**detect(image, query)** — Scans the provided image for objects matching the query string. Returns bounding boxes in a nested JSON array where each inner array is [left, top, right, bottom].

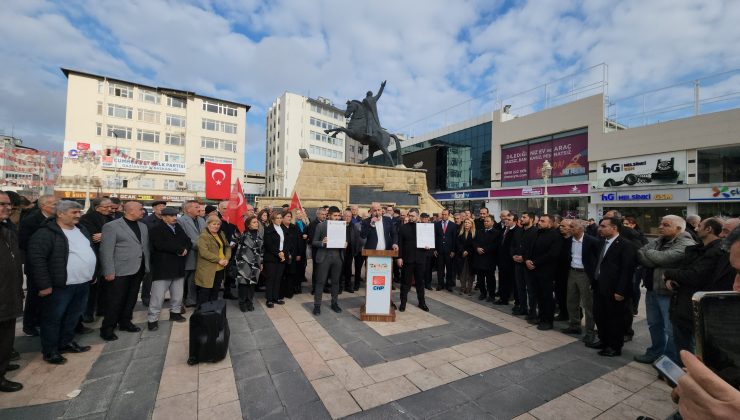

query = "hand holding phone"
[[654, 355, 685, 388]]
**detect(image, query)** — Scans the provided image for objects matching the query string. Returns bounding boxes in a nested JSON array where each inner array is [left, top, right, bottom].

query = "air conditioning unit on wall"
[[176, 180, 187, 190]]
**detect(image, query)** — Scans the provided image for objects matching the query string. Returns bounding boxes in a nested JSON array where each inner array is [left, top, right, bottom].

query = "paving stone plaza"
[[1, 263, 677, 420]]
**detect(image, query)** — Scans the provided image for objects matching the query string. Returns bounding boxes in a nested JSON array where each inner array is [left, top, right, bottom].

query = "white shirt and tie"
[[374, 219, 386, 250]]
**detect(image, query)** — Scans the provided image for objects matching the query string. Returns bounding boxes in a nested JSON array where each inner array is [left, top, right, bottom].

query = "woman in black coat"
[[235, 216, 263, 312], [262, 211, 288, 308], [279, 211, 298, 300], [456, 219, 476, 295], [293, 209, 309, 293]]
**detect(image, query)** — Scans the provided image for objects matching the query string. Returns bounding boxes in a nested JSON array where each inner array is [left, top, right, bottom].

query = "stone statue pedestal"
[[258, 160, 443, 214]]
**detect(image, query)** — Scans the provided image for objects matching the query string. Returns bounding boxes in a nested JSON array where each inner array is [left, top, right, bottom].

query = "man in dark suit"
[[496, 213, 517, 305], [587, 217, 637, 356], [474, 207, 489, 232], [361, 202, 398, 252], [78, 198, 112, 323], [341, 209, 361, 293], [18, 194, 58, 336], [525, 214, 563, 330], [434, 209, 457, 291], [561, 220, 600, 344], [312, 207, 347, 315], [473, 215, 500, 301], [307, 208, 327, 294], [397, 209, 430, 312], [512, 212, 538, 317]]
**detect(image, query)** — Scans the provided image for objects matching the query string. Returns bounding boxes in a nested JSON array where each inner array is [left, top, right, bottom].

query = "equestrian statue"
[[324, 80, 403, 167]]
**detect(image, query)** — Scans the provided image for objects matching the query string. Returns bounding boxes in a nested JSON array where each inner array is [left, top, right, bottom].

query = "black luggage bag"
[[187, 299, 230, 365]]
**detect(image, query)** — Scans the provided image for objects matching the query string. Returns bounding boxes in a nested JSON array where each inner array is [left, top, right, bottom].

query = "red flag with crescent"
[[204, 161, 232, 199], [288, 191, 304, 212], [224, 179, 247, 232]]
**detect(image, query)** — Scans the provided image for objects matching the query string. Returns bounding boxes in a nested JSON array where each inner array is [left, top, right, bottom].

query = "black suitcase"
[[187, 299, 230, 365]]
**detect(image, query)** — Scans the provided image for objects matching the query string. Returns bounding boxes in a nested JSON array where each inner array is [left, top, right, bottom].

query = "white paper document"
[[416, 223, 435, 248], [326, 220, 346, 248]]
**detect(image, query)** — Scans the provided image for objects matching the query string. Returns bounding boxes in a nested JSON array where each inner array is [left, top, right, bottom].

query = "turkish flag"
[[204, 161, 232, 199], [223, 179, 247, 232], [288, 191, 304, 212]]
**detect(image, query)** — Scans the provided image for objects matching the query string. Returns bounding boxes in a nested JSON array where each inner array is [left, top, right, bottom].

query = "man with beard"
[[525, 214, 562, 330], [511, 212, 538, 317], [396, 209, 430, 312]]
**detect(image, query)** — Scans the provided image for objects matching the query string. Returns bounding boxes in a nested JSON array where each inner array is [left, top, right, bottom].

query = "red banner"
[[204, 161, 232, 199], [288, 191, 304, 212], [223, 179, 247, 232]]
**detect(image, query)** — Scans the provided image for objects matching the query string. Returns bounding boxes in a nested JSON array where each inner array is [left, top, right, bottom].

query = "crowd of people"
[[1, 191, 739, 419]]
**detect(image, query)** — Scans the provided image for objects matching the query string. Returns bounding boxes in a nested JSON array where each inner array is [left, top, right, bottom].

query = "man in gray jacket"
[[99, 201, 150, 341], [177, 200, 205, 307], [634, 215, 695, 364]]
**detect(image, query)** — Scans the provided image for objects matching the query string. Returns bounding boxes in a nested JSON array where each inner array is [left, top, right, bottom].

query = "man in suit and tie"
[[312, 206, 348, 315], [99, 201, 151, 341], [341, 209, 361, 293], [178, 200, 206, 307], [361, 202, 398, 252], [561, 220, 600, 344], [434, 209, 457, 291], [307, 208, 327, 294], [587, 217, 637, 356], [496, 213, 517, 305], [473, 215, 500, 301], [397, 209, 430, 312]]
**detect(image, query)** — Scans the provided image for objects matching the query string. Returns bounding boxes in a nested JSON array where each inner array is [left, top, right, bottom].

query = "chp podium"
[[360, 249, 397, 322]]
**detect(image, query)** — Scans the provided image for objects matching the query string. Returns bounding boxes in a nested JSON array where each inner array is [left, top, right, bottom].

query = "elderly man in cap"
[[147, 207, 191, 330]]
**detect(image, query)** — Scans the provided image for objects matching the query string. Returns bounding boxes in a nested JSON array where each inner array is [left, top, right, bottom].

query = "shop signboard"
[[596, 151, 686, 189], [432, 190, 489, 201], [101, 156, 186, 174], [689, 185, 740, 201], [501, 144, 529, 182], [490, 183, 588, 198], [592, 188, 689, 203]]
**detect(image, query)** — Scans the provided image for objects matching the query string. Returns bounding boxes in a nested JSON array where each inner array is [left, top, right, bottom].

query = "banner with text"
[[501, 133, 588, 182]]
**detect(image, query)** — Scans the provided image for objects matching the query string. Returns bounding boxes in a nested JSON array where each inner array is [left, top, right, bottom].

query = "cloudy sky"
[[1, 0, 739, 171]]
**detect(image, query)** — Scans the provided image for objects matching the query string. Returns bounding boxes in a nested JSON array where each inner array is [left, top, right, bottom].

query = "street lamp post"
[[541, 160, 552, 215], [77, 150, 101, 211]]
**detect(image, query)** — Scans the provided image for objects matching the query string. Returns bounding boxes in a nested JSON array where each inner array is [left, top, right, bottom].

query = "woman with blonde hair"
[[194, 215, 231, 305], [456, 218, 476, 295]]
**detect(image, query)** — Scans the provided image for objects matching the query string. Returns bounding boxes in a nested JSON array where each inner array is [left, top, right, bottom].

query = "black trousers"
[[238, 284, 255, 304], [196, 271, 224, 305], [423, 257, 433, 288], [437, 252, 455, 289], [554, 268, 569, 318], [401, 261, 426, 305], [310, 247, 319, 290], [102, 267, 144, 331], [498, 264, 515, 303], [295, 257, 307, 287], [353, 254, 364, 288], [514, 264, 528, 310], [593, 292, 627, 350], [141, 271, 153, 303], [23, 275, 41, 330], [0, 318, 15, 377], [84, 275, 107, 318], [534, 271, 554, 323], [279, 262, 295, 299], [476, 269, 496, 298], [314, 253, 342, 306], [342, 251, 354, 290], [264, 261, 285, 302]]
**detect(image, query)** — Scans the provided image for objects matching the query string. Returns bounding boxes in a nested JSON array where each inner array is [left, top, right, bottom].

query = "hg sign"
[[601, 192, 652, 201]]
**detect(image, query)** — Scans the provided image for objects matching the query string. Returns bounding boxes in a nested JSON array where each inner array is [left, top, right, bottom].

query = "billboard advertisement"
[[596, 151, 686, 189], [502, 133, 588, 182]]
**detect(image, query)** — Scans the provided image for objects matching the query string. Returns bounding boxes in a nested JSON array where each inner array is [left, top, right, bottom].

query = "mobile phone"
[[693, 291, 740, 388], [653, 355, 685, 388]]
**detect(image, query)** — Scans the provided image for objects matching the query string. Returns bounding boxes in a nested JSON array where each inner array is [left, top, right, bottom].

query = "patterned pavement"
[[1, 269, 677, 419]]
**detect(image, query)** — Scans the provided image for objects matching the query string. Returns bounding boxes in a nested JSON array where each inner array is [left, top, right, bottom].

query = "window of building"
[[188, 181, 206, 191], [308, 145, 343, 160], [164, 179, 179, 190], [107, 125, 132, 140], [139, 90, 160, 104], [137, 129, 160, 143], [106, 177, 124, 189], [167, 96, 187, 108], [107, 104, 133, 119], [200, 155, 235, 165], [164, 152, 184, 163], [201, 136, 236, 153], [165, 133, 185, 146], [698, 145, 740, 183], [137, 109, 160, 123], [138, 178, 155, 189], [109, 83, 133, 99], [97, 101, 103, 115], [167, 114, 186, 127], [96, 123, 102, 136], [202, 100, 237, 116], [311, 130, 343, 146], [98, 81, 104, 94], [136, 150, 158, 161]]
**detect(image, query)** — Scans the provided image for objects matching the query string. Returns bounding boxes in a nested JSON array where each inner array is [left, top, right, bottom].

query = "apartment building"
[[57, 68, 249, 204], [265, 92, 366, 197]]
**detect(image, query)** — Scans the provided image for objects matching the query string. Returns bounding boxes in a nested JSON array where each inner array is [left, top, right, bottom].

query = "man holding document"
[[397, 209, 431, 312], [312, 206, 348, 315]]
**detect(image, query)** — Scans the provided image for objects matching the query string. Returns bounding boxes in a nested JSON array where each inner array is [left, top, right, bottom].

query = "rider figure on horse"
[[362, 80, 386, 137]]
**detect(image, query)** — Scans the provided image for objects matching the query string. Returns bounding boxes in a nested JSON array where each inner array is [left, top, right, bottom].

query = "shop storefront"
[[689, 184, 740, 218], [491, 184, 589, 219], [590, 188, 690, 235], [55, 190, 197, 205]]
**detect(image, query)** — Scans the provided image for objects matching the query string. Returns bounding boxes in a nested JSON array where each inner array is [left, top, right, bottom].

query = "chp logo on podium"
[[371, 276, 386, 291]]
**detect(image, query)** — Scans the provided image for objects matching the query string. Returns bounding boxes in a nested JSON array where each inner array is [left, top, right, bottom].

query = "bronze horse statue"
[[324, 100, 403, 167]]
